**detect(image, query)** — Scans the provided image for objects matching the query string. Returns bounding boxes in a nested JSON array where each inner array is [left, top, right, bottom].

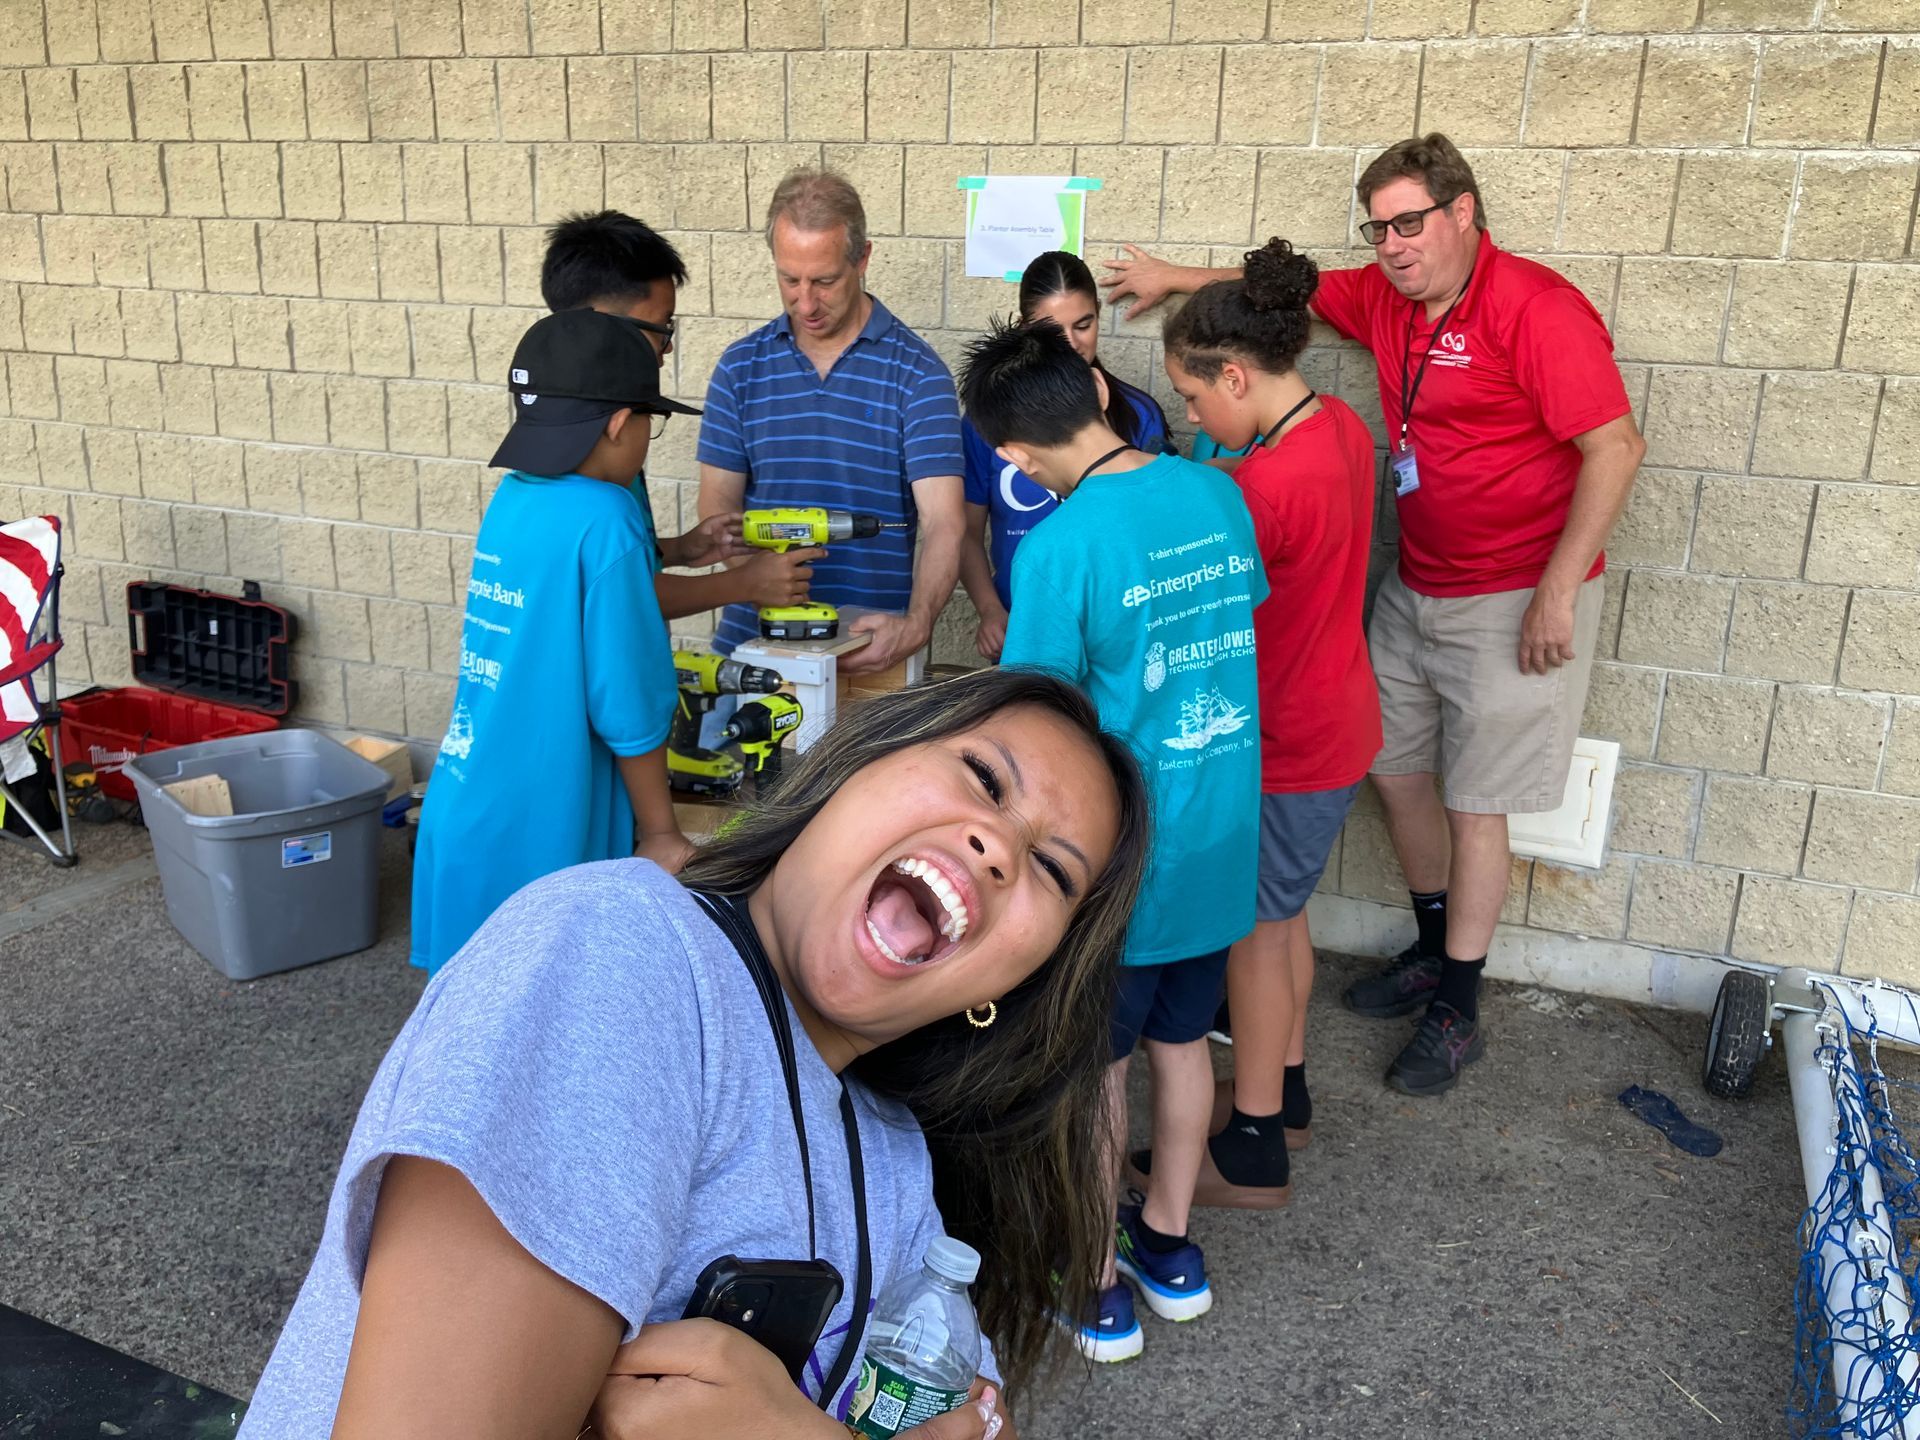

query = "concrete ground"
[[2, 820, 1815, 1437]]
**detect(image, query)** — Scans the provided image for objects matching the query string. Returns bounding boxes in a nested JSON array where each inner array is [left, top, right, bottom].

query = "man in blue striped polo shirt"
[[697, 168, 965, 673]]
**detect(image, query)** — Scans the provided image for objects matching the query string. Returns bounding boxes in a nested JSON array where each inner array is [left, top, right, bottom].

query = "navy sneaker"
[[1114, 1202, 1214, 1322], [1066, 1282, 1144, 1363], [1342, 943, 1442, 1018], [1385, 1001, 1486, 1096]]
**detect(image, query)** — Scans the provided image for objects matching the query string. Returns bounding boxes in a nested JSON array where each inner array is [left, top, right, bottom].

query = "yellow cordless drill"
[[721, 693, 805, 783], [741, 508, 908, 641], [668, 649, 784, 798]]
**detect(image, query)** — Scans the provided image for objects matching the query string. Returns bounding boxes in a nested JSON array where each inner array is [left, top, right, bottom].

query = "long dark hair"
[[1019, 250, 1153, 450], [1162, 236, 1318, 381], [680, 668, 1151, 1397]]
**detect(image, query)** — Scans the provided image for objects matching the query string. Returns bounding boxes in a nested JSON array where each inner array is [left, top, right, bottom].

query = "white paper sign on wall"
[[958, 175, 1102, 281]]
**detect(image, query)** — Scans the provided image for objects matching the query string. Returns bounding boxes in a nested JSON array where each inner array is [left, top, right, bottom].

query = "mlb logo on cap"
[[512, 368, 529, 384]]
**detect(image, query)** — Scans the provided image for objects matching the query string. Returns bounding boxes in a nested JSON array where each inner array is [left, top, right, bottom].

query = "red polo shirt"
[[1311, 235, 1630, 598]]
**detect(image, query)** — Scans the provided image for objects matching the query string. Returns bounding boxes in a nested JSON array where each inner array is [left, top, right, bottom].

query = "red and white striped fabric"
[[0, 513, 61, 743]]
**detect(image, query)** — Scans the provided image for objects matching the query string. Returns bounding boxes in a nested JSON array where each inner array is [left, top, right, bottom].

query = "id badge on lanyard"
[[1390, 434, 1420, 498], [1394, 264, 1472, 504]]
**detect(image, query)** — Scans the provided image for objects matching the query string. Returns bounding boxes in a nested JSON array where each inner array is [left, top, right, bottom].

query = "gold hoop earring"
[[965, 1002, 997, 1029]]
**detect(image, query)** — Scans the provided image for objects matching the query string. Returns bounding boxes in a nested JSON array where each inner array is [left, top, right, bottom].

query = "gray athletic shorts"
[[1258, 783, 1363, 922]]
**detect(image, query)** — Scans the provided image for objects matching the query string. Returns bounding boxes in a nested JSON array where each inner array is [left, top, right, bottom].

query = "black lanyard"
[[690, 890, 872, 1413], [1077, 443, 1134, 487], [1259, 390, 1318, 448], [1397, 263, 1475, 454]]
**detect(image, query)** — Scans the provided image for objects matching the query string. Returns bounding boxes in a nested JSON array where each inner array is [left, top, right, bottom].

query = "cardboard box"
[[345, 735, 412, 801], [162, 773, 234, 817]]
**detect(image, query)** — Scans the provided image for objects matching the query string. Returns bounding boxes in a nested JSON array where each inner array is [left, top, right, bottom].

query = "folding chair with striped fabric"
[[0, 513, 77, 865]]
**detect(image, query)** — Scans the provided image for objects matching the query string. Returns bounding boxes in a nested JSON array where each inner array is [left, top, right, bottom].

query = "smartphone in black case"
[[681, 1255, 846, 1383]]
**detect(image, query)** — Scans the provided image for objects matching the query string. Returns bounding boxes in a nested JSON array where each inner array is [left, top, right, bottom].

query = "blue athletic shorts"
[[1257, 783, 1362, 922], [1110, 947, 1232, 1061]]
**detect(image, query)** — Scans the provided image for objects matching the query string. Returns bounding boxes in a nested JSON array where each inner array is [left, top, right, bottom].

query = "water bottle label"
[[847, 1357, 972, 1438]]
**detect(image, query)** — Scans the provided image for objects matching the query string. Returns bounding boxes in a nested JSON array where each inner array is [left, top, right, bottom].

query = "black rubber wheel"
[[1703, 969, 1773, 1100]]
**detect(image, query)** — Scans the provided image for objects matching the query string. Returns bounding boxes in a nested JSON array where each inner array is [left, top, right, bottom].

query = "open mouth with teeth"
[[864, 857, 970, 967]]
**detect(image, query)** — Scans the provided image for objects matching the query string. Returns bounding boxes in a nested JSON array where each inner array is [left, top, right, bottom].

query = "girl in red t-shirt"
[[1158, 238, 1384, 1207]]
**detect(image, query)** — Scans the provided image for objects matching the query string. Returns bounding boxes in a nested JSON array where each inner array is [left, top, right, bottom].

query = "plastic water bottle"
[[848, 1236, 984, 1438]]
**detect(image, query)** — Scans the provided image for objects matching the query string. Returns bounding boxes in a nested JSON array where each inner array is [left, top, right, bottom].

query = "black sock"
[[1137, 1215, 1188, 1254], [1435, 956, 1486, 1020], [1208, 1108, 1291, 1189], [1411, 889, 1448, 958], [1282, 1063, 1311, 1131]]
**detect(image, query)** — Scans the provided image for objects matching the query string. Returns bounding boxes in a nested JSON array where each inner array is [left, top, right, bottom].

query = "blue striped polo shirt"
[[696, 296, 964, 654]]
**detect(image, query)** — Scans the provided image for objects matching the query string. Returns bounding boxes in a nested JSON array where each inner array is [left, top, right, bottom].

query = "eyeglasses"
[[1359, 200, 1452, 246], [651, 411, 672, 441]]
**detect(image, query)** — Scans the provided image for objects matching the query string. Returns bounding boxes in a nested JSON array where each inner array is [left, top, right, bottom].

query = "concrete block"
[[1871, 381, 1920, 488], [1612, 762, 1699, 859], [1034, 48, 1125, 145], [401, 143, 466, 223], [186, 62, 247, 140], [1700, 0, 1816, 27], [330, 522, 392, 596], [635, 55, 709, 142], [201, 219, 260, 293], [1162, 147, 1256, 245], [465, 144, 534, 226], [1732, 874, 1848, 968], [462, 0, 530, 53], [224, 511, 282, 582], [299, 446, 359, 520], [244, 61, 306, 140], [34, 421, 86, 486], [69, 493, 125, 562], [1253, 149, 1357, 249], [1638, 37, 1758, 146], [289, 296, 351, 372], [567, 56, 636, 143], [366, 60, 433, 140], [241, 444, 298, 515], [317, 223, 377, 299], [211, 367, 271, 439], [322, 372, 385, 452], [1642, 367, 1761, 474], [1657, 673, 1775, 773], [1766, 685, 1888, 788], [1751, 373, 1878, 482], [120, 289, 178, 361], [384, 380, 447, 458], [821, 143, 900, 235], [533, 143, 603, 224], [1318, 43, 1419, 146], [529, 0, 599, 52], [1628, 860, 1739, 955], [390, 527, 451, 602], [1726, 580, 1845, 684], [357, 452, 416, 528], [467, 304, 526, 381], [862, 237, 943, 330], [1723, 263, 1849, 369], [906, 0, 985, 44], [1790, 157, 1918, 263], [177, 291, 237, 364], [1805, 788, 1920, 893], [56, 140, 113, 213], [120, 497, 175, 565], [417, 457, 480, 532], [25, 68, 78, 140], [148, 217, 205, 289], [1670, 153, 1795, 259], [281, 141, 343, 221], [495, 59, 566, 141], [1417, 41, 1528, 146], [1839, 590, 1920, 695], [1843, 267, 1920, 376], [785, 52, 868, 145], [1613, 261, 1730, 366], [132, 66, 193, 140], [1697, 775, 1811, 875], [259, 219, 320, 296], [105, 359, 163, 431], [710, 53, 784, 142], [1690, 474, 1814, 580], [1583, 662, 1663, 760], [332, 0, 398, 56], [76, 66, 133, 140], [267, 0, 333, 57], [107, 142, 168, 215], [1608, 468, 1697, 570], [825, 0, 902, 45], [950, 49, 1032, 145], [1460, 148, 1563, 252], [159, 362, 216, 434], [1753, 36, 1882, 146], [1523, 38, 1640, 147], [1842, 893, 1920, 987], [445, 383, 506, 461], [1527, 856, 1631, 938], [864, 51, 947, 143], [54, 354, 109, 424], [1617, 570, 1733, 674], [904, 143, 983, 237], [1805, 485, 1920, 589], [427, 58, 494, 141], [1125, 46, 1220, 145], [1172, 0, 1268, 40], [172, 506, 227, 575], [411, 305, 477, 382], [161, 141, 224, 215], [1875, 41, 1920, 144], [342, 141, 403, 220], [343, 662, 407, 732], [1883, 701, 1920, 800]]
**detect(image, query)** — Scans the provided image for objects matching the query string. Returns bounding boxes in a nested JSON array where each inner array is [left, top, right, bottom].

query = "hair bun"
[[1241, 237, 1318, 315]]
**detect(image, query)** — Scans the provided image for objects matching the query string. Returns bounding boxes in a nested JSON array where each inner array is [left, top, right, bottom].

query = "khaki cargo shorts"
[[1367, 570, 1605, 816]]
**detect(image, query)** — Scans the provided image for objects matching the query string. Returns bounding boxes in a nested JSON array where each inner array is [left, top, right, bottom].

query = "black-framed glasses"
[[633, 316, 675, 341], [651, 411, 672, 441], [1360, 200, 1451, 246]]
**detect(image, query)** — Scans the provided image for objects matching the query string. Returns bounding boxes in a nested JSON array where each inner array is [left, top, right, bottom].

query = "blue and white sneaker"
[[1070, 1281, 1145, 1363], [1114, 1202, 1214, 1323]]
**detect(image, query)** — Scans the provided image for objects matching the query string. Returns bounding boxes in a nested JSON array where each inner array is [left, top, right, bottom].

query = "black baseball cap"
[[489, 308, 702, 476]]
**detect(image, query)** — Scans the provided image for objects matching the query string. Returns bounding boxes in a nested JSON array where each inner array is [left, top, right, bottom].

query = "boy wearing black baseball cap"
[[409, 308, 739, 976]]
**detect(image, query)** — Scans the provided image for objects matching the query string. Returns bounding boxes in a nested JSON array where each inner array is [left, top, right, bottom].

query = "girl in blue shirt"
[[959, 252, 1173, 661]]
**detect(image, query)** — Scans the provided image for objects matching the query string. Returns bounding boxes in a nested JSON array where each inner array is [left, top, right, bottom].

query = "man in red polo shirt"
[[1104, 134, 1645, 1097]]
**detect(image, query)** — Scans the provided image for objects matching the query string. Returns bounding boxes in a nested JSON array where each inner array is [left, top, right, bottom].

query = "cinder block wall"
[[2, 0, 1916, 979]]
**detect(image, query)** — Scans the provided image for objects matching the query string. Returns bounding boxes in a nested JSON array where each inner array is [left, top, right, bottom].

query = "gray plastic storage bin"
[[127, 729, 391, 980]]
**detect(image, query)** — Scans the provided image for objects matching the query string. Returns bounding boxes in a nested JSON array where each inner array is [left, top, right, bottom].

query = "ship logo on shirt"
[[1162, 688, 1250, 751], [440, 701, 475, 761], [1143, 642, 1166, 693], [1430, 329, 1473, 369]]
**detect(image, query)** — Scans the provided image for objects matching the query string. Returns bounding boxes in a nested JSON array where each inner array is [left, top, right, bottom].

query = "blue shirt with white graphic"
[[697, 297, 964, 654], [999, 453, 1267, 966], [408, 473, 675, 975], [963, 373, 1173, 612]]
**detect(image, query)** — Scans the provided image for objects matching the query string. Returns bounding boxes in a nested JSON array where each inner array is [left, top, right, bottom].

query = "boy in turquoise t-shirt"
[[960, 317, 1264, 1363], [409, 308, 734, 975]]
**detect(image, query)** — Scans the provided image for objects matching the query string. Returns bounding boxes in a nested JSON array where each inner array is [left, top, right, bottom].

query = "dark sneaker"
[[1342, 944, 1442, 1018], [1114, 1202, 1214, 1322], [1385, 1001, 1486, 1096], [1062, 1281, 1144, 1363], [1206, 998, 1232, 1046]]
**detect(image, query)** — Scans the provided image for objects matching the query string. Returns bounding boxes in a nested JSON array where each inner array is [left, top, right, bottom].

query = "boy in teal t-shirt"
[[960, 318, 1263, 1364], [410, 308, 736, 975]]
